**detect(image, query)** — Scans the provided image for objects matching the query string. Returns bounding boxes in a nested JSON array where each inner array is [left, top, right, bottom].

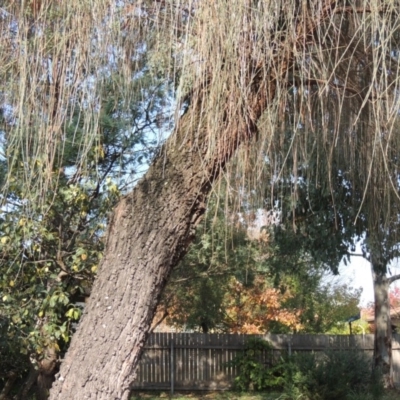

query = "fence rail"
[[131, 333, 400, 391]]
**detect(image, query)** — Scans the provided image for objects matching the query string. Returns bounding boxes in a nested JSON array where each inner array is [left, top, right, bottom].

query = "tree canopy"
[[2, 0, 400, 397], [3, 1, 400, 216]]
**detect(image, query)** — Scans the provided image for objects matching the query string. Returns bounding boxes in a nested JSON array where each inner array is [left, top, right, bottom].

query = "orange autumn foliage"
[[224, 277, 303, 334], [154, 274, 303, 334]]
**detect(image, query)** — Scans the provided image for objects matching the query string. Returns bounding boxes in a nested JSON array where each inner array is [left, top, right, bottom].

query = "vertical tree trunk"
[[49, 87, 267, 399], [372, 266, 393, 388], [36, 346, 58, 400]]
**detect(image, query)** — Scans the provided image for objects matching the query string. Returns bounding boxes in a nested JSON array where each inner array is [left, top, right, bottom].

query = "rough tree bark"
[[49, 83, 268, 399], [372, 267, 392, 387], [372, 264, 400, 388]]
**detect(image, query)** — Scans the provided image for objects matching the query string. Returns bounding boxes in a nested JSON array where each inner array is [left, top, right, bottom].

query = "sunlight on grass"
[[131, 390, 400, 400]]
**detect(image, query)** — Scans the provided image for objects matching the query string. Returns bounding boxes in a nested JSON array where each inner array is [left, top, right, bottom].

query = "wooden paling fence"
[[131, 333, 400, 391]]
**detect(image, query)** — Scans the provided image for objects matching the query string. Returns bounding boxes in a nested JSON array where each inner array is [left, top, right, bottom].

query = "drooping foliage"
[[2, 1, 400, 222], [2, 0, 400, 395]]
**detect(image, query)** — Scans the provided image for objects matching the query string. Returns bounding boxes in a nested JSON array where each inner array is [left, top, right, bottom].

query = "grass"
[[130, 392, 281, 400], [382, 389, 400, 400], [130, 389, 400, 400]]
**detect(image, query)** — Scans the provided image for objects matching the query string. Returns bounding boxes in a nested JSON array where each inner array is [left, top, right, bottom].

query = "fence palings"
[[130, 333, 400, 391]]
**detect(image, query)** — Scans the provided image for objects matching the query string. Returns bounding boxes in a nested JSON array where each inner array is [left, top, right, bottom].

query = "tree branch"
[[348, 252, 369, 260], [388, 274, 400, 284]]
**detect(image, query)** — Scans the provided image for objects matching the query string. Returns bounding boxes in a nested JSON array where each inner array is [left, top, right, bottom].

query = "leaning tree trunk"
[[372, 265, 393, 388], [48, 3, 340, 397], [49, 84, 268, 399]]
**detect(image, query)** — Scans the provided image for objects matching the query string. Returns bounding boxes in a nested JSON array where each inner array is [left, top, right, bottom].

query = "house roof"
[[362, 306, 400, 323]]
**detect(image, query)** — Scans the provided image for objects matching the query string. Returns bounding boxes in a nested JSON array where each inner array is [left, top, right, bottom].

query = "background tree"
[[158, 190, 361, 335], [0, 73, 164, 399], [155, 187, 274, 333], [389, 287, 400, 309], [260, 151, 400, 384]]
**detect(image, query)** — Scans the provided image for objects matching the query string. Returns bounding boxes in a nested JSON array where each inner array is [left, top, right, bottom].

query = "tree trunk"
[[36, 346, 58, 400], [15, 362, 39, 400], [48, 3, 340, 397], [0, 371, 17, 400], [372, 266, 393, 388], [49, 87, 267, 399]]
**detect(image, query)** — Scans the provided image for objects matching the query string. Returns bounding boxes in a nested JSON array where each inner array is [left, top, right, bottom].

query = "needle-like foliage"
[[2, 1, 400, 236]]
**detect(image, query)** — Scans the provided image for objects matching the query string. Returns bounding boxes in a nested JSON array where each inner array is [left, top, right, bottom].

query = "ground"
[[130, 391, 400, 400], [130, 392, 282, 400]]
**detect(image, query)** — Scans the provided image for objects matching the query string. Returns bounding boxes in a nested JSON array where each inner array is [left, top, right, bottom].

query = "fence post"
[[170, 338, 175, 396]]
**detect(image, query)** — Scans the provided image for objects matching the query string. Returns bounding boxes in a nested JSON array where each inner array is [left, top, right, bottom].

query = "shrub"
[[281, 349, 384, 400], [227, 336, 284, 391], [228, 337, 383, 400]]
